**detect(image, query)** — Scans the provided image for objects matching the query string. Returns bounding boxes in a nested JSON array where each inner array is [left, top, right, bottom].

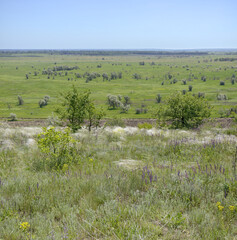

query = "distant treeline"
[[0, 50, 209, 56], [214, 57, 237, 62]]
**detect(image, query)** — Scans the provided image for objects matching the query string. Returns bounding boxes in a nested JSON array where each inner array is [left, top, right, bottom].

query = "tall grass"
[[0, 123, 237, 239]]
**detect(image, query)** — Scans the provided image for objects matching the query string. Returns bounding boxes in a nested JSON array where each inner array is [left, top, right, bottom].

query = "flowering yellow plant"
[[229, 205, 235, 211], [218, 205, 224, 211], [20, 222, 30, 231]]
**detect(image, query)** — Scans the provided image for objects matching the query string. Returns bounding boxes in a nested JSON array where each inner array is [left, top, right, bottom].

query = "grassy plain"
[[0, 52, 237, 119], [0, 122, 237, 239]]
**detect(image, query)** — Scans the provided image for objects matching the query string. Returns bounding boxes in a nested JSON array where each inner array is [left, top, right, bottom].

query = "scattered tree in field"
[[110, 72, 118, 80], [220, 81, 225, 85], [107, 94, 131, 113], [39, 96, 50, 108], [155, 92, 211, 128], [107, 95, 121, 109], [26, 74, 29, 79], [217, 94, 228, 101], [133, 73, 141, 79], [118, 72, 122, 79], [189, 85, 193, 92], [18, 95, 24, 105], [9, 113, 17, 121], [156, 94, 162, 103], [102, 73, 109, 81], [56, 86, 105, 132]]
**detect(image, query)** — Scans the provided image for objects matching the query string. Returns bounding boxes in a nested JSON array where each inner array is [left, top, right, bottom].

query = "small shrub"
[[188, 85, 193, 92], [156, 94, 162, 103], [217, 94, 228, 101], [173, 78, 178, 84], [182, 90, 187, 95], [36, 127, 77, 170], [120, 103, 130, 113], [9, 113, 17, 121], [39, 99, 46, 108], [17, 95, 24, 105], [220, 81, 225, 85], [182, 79, 187, 85], [136, 108, 142, 114]]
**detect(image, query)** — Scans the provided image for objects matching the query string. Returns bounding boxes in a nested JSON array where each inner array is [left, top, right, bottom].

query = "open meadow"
[[0, 120, 237, 239], [0, 51, 237, 239], [0, 51, 237, 120]]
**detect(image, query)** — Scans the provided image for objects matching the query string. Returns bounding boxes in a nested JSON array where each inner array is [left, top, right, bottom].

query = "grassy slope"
[[0, 124, 236, 239], [0, 53, 237, 119]]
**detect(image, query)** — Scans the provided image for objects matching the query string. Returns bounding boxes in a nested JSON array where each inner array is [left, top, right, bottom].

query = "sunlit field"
[[0, 52, 237, 119], [0, 120, 237, 239]]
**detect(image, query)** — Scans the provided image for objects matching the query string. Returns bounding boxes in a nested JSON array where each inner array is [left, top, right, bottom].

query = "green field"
[[0, 52, 237, 119]]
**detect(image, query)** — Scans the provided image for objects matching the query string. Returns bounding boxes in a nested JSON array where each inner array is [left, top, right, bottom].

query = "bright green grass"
[[0, 53, 237, 119]]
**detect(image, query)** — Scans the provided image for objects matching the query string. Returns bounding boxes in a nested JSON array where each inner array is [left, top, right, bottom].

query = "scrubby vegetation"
[[0, 51, 237, 119], [0, 121, 237, 239]]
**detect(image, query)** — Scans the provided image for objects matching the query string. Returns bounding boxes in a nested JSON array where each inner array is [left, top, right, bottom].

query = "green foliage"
[[57, 85, 105, 132], [156, 92, 212, 128], [9, 113, 17, 121], [17, 95, 24, 105], [137, 122, 153, 129], [36, 127, 77, 170]]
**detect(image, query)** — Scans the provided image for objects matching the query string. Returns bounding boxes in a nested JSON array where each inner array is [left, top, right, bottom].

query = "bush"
[[9, 113, 17, 121], [220, 81, 225, 85], [156, 94, 162, 103], [188, 85, 193, 92], [39, 96, 50, 108], [36, 127, 77, 170], [155, 92, 211, 128], [182, 79, 187, 85], [18, 95, 24, 105], [217, 94, 228, 101]]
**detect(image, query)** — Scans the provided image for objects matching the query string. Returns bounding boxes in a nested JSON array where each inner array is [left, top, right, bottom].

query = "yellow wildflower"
[[218, 205, 224, 211], [20, 222, 30, 230], [216, 202, 221, 207], [89, 158, 93, 162], [229, 205, 235, 211]]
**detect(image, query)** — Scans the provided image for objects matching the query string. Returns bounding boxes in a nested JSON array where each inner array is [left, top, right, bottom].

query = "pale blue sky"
[[0, 0, 236, 49]]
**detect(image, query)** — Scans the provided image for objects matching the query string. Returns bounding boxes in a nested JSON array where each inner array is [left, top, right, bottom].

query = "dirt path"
[[0, 117, 235, 128]]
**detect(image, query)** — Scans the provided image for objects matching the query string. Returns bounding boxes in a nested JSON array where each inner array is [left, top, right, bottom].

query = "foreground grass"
[[0, 122, 237, 239]]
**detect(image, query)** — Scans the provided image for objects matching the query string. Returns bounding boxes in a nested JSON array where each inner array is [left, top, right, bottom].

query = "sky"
[[0, 0, 237, 49]]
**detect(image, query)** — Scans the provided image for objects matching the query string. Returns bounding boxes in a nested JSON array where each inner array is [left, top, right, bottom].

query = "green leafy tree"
[[56, 85, 105, 132], [155, 92, 211, 128]]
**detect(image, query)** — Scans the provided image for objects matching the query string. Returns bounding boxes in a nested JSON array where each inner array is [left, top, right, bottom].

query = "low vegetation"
[[0, 121, 236, 239]]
